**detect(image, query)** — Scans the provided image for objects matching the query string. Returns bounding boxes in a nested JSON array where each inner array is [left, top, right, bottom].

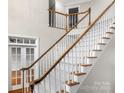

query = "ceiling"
[[63, 0, 92, 5]]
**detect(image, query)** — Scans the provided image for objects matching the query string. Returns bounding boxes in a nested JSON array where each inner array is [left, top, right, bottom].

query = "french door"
[[8, 46, 36, 90]]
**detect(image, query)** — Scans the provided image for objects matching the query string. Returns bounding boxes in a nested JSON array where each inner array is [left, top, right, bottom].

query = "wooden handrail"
[[20, 12, 89, 71], [29, 0, 115, 86], [48, 8, 89, 16], [88, 8, 91, 25], [48, 9, 66, 16]]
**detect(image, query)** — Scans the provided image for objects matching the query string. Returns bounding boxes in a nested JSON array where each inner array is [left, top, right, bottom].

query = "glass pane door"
[[9, 46, 36, 90]]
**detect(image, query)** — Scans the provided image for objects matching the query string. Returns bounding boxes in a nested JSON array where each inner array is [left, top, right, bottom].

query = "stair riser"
[[81, 66, 91, 73], [91, 51, 101, 57], [101, 38, 110, 43], [95, 44, 105, 50], [105, 33, 113, 38], [109, 28, 115, 32], [63, 59, 84, 62], [66, 84, 79, 93], [74, 75, 86, 82], [86, 58, 97, 64]]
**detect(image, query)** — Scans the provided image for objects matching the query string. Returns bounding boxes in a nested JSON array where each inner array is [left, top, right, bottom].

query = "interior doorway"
[[8, 36, 39, 91], [68, 7, 79, 28]]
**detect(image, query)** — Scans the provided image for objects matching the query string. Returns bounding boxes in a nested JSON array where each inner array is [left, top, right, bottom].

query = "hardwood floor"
[[9, 89, 22, 93]]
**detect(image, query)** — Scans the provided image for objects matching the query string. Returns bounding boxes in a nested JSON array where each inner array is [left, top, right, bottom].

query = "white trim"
[[8, 35, 38, 45], [8, 34, 39, 39], [66, 5, 80, 13], [8, 44, 37, 47], [64, 0, 91, 6]]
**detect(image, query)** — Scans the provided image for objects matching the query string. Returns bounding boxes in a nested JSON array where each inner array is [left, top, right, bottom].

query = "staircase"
[[20, 1, 115, 93]]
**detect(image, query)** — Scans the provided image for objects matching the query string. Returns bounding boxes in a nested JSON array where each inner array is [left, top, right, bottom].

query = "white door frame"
[[66, 5, 80, 14]]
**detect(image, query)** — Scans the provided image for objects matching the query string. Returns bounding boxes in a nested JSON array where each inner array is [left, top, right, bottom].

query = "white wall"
[[90, 0, 114, 22], [55, 0, 65, 12], [8, 0, 65, 55], [8, 0, 65, 91], [77, 37, 115, 93]]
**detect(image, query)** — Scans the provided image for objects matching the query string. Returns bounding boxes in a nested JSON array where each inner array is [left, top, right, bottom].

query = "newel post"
[[65, 14, 68, 32], [88, 8, 91, 25]]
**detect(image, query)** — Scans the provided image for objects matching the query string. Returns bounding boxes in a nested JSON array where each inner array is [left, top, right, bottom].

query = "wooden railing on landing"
[[29, 1, 115, 93], [48, 8, 91, 31], [20, 8, 91, 93]]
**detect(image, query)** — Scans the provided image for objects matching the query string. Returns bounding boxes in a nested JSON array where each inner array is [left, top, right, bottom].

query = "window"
[[17, 38, 23, 43], [9, 37, 16, 43], [8, 36, 36, 45]]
